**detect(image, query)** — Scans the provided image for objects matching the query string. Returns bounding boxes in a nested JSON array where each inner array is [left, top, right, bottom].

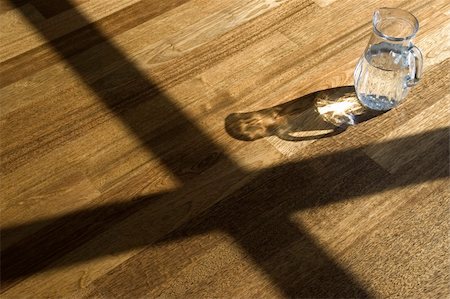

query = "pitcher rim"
[[373, 7, 419, 42]]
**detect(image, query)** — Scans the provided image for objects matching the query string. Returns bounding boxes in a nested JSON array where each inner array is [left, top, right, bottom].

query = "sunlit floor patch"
[[315, 87, 383, 127]]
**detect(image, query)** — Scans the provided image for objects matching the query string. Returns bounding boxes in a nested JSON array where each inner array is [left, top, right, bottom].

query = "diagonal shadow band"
[[2, 0, 449, 297], [152, 127, 448, 298], [2, 128, 448, 296], [2, 0, 243, 181]]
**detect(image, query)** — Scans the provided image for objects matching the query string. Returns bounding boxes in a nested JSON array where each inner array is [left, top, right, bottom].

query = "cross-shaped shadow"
[[1, 1, 448, 297]]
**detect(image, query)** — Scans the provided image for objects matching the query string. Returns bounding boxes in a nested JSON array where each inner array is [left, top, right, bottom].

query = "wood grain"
[[0, 0, 449, 297]]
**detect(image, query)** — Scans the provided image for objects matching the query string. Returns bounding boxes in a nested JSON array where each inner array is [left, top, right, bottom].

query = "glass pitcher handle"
[[408, 45, 423, 87]]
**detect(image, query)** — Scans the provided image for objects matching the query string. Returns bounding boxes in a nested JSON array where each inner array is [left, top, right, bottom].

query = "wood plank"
[[1, 0, 449, 297], [338, 180, 449, 298], [0, 0, 142, 62], [364, 97, 449, 173], [86, 128, 448, 298], [0, 4, 44, 35], [0, 0, 185, 86], [0, 0, 289, 88], [29, 0, 91, 18]]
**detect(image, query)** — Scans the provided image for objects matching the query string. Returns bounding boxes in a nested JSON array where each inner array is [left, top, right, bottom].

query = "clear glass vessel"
[[354, 8, 423, 111]]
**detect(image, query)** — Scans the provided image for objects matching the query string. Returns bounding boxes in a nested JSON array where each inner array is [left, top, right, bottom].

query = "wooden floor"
[[1, 0, 449, 297]]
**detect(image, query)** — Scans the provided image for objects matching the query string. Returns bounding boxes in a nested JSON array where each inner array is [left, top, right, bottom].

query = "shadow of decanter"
[[225, 86, 387, 141]]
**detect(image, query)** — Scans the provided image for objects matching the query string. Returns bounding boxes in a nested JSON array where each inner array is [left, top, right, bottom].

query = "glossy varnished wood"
[[1, 0, 449, 297]]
